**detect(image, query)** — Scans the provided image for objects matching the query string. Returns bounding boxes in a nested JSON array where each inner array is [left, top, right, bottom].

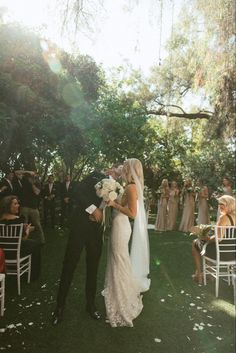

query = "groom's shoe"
[[86, 306, 102, 320], [52, 307, 64, 325]]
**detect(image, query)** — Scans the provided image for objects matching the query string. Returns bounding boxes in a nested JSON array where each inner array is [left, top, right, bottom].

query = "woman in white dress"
[[103, 158, 150, 327]]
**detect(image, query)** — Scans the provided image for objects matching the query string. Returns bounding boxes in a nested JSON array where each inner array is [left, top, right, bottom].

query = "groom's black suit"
[[55, 171, 105, 315]]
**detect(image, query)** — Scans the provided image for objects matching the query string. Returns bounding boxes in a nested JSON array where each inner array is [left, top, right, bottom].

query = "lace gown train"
[[103, 210, 143, 327]]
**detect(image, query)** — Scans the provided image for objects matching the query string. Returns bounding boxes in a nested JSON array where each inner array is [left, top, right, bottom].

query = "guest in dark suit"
[[12, 171, 24, 202], [60, 174, 74, 227], [0, 171, 14, 200], [43, 175, 58, 228], [52, 170, 105, 325]]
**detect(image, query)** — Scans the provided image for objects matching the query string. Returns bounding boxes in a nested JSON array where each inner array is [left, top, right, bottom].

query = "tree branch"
[[147, 109, 213, 120]]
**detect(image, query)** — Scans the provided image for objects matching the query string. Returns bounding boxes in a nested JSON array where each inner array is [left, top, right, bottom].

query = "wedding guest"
[[60, 175, 74, 227], [192, 195, 236, 284], [155, 179, 169, 231], [43, 175, 58, 228], [179, 179, 195, 232], [12, 171, 24, 202], [17, 171, 45, 244], [0, 195, 41, 281], [167, 181, 179, 230], [195, 179, 210, 225], [0, 171, 14, 200]]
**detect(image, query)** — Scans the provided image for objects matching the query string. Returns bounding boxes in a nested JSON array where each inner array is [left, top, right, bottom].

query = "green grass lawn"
[[0, 217, 235, 353]]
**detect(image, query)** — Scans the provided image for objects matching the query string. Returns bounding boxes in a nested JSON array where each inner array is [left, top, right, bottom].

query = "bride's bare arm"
[[108, 184, 137, 219]]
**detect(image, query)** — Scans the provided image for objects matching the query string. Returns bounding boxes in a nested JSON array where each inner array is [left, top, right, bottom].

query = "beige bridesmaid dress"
[[197, 188, 210, 225], [179, 191, 195, 232], [155, 191, 169, 231], [167, 190, 179, 230]]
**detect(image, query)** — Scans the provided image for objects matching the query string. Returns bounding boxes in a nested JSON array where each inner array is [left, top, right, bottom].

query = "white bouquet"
[[94, 179, 124, 231], [95, 179, 124, 202]]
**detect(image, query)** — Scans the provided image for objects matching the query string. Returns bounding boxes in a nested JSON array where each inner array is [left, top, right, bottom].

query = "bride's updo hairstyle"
[[122, 158, 144, 190]]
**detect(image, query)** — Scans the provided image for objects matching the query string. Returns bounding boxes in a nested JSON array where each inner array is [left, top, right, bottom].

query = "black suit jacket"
[[60, 181, 75, 202], [70, 171, 105, 235], [43, 182, 58, 202]]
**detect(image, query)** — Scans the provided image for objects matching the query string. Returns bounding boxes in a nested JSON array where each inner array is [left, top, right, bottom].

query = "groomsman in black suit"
[[52, 170, 105, 325], [60, 174, 74, 227], [0, 171, 14, 200], [43, 175, 58, 228]]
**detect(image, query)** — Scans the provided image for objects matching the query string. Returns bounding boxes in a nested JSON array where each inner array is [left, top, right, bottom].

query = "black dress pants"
[[56, 222, 103, 310]]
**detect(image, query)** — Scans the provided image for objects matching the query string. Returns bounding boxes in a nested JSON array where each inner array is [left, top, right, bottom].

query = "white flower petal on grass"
[[193, 327, 198, 331], [190, 303, 196, 307], [181, 290, 185, 294], [203, 309, 207, 313], [16, 323, 22, 327], [0, 328, 6, 333], [28, 322, 33, 326], [196, 296, 201, 299], [207, 315, 213, 319], [199, 326, 204, 331], [200, 322, 205, 326], [7, 324, 15, 329], [160, 299, 165, 302], [187, 336, 191, 341], [167, 294, 172, 297], [36, 302, 41, 306], [207, 323, 213, 327], [41, 284, 47, 289], [154, 338, 162, 343], [216, 337, 223, 341]]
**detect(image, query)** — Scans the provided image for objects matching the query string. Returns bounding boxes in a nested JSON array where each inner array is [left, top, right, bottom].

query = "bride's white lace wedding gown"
[[103, 208, 143, 327]]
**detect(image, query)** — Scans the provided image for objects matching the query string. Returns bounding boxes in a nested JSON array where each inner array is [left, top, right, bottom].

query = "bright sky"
[[0, 0, 184, 75]]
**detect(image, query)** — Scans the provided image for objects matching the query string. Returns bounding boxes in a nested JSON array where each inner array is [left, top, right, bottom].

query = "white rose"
[[109, 191, 118, 201]]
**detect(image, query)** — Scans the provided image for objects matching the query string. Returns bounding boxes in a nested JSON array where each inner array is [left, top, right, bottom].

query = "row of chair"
[[0, 224, 235, 317]]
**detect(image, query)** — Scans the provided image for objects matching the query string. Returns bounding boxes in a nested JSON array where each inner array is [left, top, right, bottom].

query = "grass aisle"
[[0, 220, 235, 353]]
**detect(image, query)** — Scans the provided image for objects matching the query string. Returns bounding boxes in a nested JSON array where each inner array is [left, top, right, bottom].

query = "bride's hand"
[[106, 200, 115, 207]]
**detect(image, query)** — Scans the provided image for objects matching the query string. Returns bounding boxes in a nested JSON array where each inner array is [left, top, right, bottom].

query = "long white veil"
[[129, 163, 151, 293]]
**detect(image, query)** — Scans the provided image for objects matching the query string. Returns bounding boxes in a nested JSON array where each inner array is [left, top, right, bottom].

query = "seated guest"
[[43, 175, 58, 228], [192, 195, 236, 284], [0, 195, 41, 281], [0, 171, 14, 200]]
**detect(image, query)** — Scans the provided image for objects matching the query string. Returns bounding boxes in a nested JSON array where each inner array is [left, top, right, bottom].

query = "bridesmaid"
[[216, 176, 233, 220], [155, 179, 169, 231], [196, 179, 210, 225], [222, 177, 233, 195], [179, 179, 195, 232], [167, 181, 179, 230]]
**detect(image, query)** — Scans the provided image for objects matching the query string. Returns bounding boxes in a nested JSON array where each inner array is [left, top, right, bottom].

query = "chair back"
[[215, 225, 236, 262], [0, 224, 24, 260]]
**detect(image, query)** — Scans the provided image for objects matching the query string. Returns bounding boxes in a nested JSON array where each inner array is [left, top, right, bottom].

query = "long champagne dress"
[[167, 189, 179, 230], [155, 190, 169, 231], [197, 187, 210, 225], [179, 191, 195, 232]]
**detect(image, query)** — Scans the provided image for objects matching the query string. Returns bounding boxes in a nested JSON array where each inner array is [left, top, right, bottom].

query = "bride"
[[103, 158, 150, 327]]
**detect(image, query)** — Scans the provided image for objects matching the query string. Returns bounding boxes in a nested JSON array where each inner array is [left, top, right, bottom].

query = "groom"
[[52, 170, 105, 325]]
